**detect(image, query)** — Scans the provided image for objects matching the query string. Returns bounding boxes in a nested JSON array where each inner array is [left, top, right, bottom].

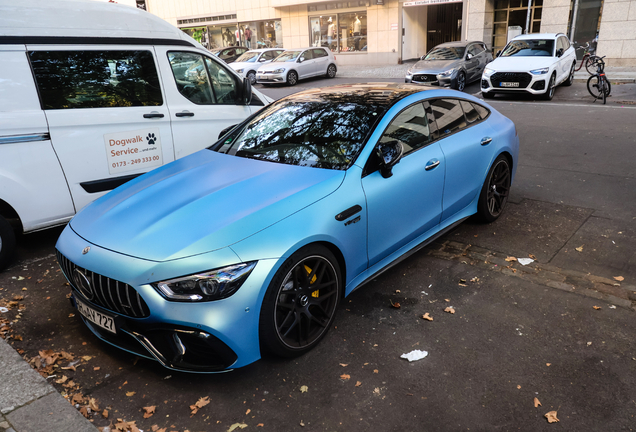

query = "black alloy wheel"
[[247, 71, 256, 85], [260, 245, 341, 357], [326, 64, 337, 78], [454, 71, 466, 91], [477, 155, 511, 223], [542, 74, 556, 100], [287, 70, 298, 86]]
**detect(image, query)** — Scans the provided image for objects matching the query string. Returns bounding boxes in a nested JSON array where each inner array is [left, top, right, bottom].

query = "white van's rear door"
[[28, 45, 175, 213], [0, 46, 75, 233], [154, 47, 259, 159]]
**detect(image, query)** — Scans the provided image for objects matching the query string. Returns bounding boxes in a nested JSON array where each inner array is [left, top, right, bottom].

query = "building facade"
[[134, 0, 635, 66]]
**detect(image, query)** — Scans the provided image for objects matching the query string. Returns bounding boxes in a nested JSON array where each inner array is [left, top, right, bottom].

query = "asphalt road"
[[1, 78, 635, 432]]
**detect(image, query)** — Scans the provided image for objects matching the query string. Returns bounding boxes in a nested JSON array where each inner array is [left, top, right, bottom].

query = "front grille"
[[412, 74, 438, 83], [57, 251, 150, 318], [490, 72, 532, 89]]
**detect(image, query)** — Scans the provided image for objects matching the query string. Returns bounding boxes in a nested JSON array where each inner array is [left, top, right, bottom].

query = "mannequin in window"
[[312, 20, 321, 46], [327, 17, 336, 50], [353, 16, 361, 51]]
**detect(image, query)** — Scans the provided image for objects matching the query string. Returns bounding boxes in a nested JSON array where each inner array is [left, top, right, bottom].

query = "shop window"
[[309, 12, 366, 53], [238, 20, 283, 49], [29, 50, 162, 109]]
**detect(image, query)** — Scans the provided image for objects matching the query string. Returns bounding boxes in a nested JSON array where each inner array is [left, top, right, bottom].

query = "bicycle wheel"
[[585, 56, 600, 74], [587, 75, 603, 99]]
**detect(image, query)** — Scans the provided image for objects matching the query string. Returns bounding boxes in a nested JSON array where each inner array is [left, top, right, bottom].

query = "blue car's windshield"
[[274, 51, 301, 62], [424, 47, 465, 60], [214, 98, 384, 170], [501, 40, 554, 57]]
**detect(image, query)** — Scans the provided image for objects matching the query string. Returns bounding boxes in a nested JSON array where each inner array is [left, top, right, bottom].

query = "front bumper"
[[56, 224, 279, 372], [256, 72, 286, 84], [405, 73, 453, 88], [481, 71, 549, 95]]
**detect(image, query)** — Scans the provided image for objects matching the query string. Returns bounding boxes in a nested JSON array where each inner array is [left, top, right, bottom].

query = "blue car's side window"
[[379, 102, 431, 156], [429, 98, 467, 138]]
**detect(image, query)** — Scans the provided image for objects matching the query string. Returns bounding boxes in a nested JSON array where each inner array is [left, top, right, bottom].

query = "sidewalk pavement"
[[337, 61, 636, 84], [0, 337, 98, 432]]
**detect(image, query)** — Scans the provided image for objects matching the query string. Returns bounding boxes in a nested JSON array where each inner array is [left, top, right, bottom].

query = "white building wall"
[[597, 0, 636, 66]]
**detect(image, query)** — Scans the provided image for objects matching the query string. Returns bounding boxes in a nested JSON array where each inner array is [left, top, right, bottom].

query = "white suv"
[[481, 33, 577, 100]]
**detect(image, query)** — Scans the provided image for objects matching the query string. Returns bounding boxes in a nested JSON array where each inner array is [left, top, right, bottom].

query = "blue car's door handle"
[[425, 159, 440, 171], [481, 137, 492, 146]]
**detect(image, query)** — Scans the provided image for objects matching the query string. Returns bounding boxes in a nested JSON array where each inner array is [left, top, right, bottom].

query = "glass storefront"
[[238, 20, 283, 49], [492, 0, 543, 54], [309, 12, 366, 53]]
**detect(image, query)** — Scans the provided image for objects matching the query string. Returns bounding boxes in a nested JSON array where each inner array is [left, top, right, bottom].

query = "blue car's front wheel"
[[260, 245, 342, 357]]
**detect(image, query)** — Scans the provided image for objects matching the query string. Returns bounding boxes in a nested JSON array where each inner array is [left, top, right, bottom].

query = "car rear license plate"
[[501, 82, 519, 87], [76, 298, 116, 334]]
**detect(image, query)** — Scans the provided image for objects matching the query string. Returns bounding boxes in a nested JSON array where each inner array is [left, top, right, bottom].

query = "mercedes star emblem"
[[82, 246, 90, 255]]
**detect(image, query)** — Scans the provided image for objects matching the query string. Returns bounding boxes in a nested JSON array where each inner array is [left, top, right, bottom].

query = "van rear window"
[[29, 51, 163, 109]]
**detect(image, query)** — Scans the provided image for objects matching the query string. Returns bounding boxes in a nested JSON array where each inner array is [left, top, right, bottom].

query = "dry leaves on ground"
[[228, 423, 248, 432], [534, 397, 541, 407], [390, 300, 401, 309], [340, 374, 350, 381], [142, 405, 157, 418], [444, 307, 456, 314], [422, 313, 433, 321], [125, 391, 136, 397], [575, 245, 584, 252], [593, 306, 602, 310], [114, 419, 141, 432], [355, 381, 362, 387], [505, 256, 517, 262], [545, 411, 559, 423], [300, 385, 308, 393], [190, 396, 210, 416], [614, 276, 624, 281]]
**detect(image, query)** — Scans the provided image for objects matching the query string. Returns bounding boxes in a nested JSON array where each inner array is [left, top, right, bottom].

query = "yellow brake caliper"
[[304, 265, 319, 298]]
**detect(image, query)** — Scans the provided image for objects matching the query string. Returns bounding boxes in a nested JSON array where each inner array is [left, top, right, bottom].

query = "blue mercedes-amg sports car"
[[56, 83, 519, 372]]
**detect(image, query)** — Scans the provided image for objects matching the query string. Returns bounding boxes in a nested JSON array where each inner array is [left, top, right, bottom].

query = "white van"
[[0, 0, 272, 269]]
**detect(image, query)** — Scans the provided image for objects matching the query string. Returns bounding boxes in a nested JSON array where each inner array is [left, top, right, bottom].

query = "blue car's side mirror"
[[376, 140, 404, 178]]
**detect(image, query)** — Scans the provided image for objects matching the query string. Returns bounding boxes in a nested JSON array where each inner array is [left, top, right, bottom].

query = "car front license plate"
[[501, 82, 519, 87], [76, 298, 116, 334]]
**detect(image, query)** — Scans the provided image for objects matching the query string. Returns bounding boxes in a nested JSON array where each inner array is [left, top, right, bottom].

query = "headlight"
[[273, 68, 285, 74], [530, 67, 549, 75], [154, 262, 256, 302], [406, 69, 413, 77], [438, 68, 455, 77], [483, 67, 495, 77], [235, 68, 244, 73]]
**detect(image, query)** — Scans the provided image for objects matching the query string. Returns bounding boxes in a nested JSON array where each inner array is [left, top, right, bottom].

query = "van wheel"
[[287, 71, 298, 86], [0, 216, 16, 270]]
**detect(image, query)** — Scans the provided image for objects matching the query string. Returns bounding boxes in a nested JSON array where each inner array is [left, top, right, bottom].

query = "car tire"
[[286, 70, 298, 86], [453, 71, 466, 91], [563, 63, 575, 86], [0, 216, 16, 271], [259, 244, 342, 358], [247, 71, 256, 85], [326, 64, 337, 78], [476, 155, 511, 223], [542, 74, 556, 100], [482, 91, 494, 99]]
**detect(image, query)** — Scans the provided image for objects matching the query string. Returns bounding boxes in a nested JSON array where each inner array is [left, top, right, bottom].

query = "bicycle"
[[574, 41, 600, 75], [587, 56, 611, 104]]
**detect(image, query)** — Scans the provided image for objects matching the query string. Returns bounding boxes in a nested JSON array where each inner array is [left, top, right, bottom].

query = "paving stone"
[[6, 393, 97, 432]]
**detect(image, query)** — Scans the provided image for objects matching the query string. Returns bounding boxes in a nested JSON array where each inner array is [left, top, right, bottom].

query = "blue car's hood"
[[70, 150, 345, 262]]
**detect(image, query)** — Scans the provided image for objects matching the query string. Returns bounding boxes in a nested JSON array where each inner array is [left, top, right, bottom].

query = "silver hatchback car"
[[405, 41, 492, 91]]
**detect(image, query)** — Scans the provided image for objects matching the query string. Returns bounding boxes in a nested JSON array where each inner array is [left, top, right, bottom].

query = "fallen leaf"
[[458, 279, 467, 287], [340, 374, 350, 381], [300, 385, 308, 393], [82, 355, 92, 362], [444, 307, 455, 314], [339, 363, 348, 367], [395, 289, 400, 293], [390, 300, 401, 309], [53, 373, 67, 384], [614, 276, 624, 281], [517, 385, 521, 389], [190, 396, 210, 415], [529, 254, 537, 260], [593, 306, 601, 310], [373, 387, 380, 395], [575, 246, 584, 252], [422, 313, 433, 321], [299, 421, 305, 427], [228, 423, 248, 432], [93, 367, 101, 371], [355, 381, 362, 387], [143, 405, 156, 418], [257, 424, 264, 427], [545, 411, 559, 423], [505, 256, 517, 262], [102, 409, 109, 419], [444, 298, 450, 302], [245, 408, 251, 415], [79, 406, 89, 418], [534, 397, 541, 407], [126, 391, 136, 397], [373, 369, 378, 374], [89, 398, 99, 411], [546, 363, 551, 367], [587, 342, 592, 346]]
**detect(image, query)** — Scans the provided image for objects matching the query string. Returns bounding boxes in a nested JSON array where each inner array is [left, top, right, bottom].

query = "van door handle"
[[481, 137, 492, 146], [175, 111, 195, 117], [143, 112, 164, 119]]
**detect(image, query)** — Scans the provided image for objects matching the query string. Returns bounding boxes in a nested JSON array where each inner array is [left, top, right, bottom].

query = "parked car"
[[405, 41, 493, 91], [56, 83, 519, 372], [209, 46, 249, 63], [256, 47, 337, 85], [0, 0, 272, 270], [481, 33, 577, 100], [230, 48, 285, 84]]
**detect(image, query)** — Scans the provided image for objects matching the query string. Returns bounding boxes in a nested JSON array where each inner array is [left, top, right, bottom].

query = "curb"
[[0, 337, 98, 432]]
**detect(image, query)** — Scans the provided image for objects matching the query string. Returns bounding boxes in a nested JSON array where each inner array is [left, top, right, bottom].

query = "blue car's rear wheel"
[[260, 245, 341, 357], [477, 155, 510, 222]]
